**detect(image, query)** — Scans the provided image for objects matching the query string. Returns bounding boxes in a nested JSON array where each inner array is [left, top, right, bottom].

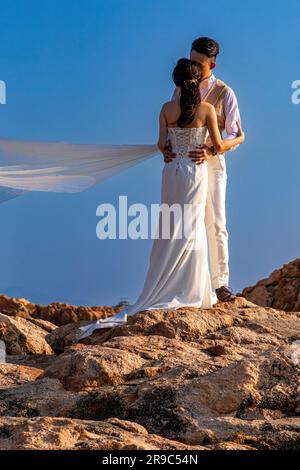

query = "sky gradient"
[[0, 0, 299, 306]]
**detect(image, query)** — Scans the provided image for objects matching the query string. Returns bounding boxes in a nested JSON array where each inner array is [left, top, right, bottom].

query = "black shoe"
[[215, 286, 236, 302]]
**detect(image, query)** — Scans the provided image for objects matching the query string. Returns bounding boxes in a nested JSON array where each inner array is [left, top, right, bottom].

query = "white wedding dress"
[[0, 128, 217, 339], [79, 126, 217, 339]]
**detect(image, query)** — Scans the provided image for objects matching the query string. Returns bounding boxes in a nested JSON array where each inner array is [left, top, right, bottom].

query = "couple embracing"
[[79, 36, 244, 339]]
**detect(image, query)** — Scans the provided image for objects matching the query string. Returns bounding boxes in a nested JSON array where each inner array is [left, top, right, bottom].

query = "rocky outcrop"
[[242, 259, 300, 312], [0, 294, 119, 326], [0, 295, 36, 319], [0, 292, 299, 450]]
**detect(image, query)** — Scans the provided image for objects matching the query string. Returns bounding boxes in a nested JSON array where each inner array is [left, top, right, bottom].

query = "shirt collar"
[[203, 73, 216, 86], [199, 73, 216, 97]]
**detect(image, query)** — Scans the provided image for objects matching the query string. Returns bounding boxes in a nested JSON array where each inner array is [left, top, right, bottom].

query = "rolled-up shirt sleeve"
[[223, 87, 241, 151]]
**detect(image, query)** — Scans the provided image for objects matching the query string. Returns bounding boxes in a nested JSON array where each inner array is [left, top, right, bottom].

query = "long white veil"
[[0, 137, 161, 338], [0, 138, 159, 203]]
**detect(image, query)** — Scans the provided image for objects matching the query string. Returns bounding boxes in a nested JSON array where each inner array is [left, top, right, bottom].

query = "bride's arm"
[[206, 103, 245, 153], [157, 105, 168, 152], [157, 104, 177, 163]]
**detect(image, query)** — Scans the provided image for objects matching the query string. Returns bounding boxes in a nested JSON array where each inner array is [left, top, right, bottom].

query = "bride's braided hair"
[[172, 58, 202, 128]]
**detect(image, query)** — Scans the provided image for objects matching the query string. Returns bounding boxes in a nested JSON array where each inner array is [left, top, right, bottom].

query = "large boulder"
[[42, 344, 147, 391], [242, 258, 300, 312], [0, 313, 54, 355]]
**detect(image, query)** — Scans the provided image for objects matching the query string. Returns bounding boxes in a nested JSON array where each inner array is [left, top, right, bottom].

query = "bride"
[[78, 58, 244, 339]]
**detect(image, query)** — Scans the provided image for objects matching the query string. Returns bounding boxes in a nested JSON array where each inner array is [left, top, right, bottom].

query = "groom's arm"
[[190, 86, 242, 162], [223, 86, 241, 151]]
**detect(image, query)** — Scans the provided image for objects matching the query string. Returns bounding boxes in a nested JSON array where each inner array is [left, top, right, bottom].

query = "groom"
[[164, 37, 242, 302]]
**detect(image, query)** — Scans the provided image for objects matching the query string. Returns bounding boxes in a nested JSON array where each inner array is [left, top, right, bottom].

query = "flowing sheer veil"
[[0, 138, 159, 203], [0, 137, 160, 339]]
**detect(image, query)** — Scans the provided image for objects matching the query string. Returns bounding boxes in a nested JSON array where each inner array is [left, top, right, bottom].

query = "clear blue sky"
[[0, 0, 299, 306]]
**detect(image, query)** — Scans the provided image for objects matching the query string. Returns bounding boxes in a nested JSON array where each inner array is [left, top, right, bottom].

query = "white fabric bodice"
[[168, 127, 208, 160]]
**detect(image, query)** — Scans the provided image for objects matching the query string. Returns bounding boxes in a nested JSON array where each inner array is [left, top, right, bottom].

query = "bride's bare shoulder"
[[196, 101, 215, 118], [160, 101, 180, 122], [199, 101, 214, 111], [161, 100, 179, 111]]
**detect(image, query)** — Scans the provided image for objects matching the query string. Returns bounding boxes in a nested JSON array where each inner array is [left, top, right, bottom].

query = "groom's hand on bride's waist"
[[188, 144, 214, 164]]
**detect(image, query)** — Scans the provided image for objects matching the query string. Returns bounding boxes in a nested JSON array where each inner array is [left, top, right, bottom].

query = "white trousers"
[[205, 154, 229, 289]]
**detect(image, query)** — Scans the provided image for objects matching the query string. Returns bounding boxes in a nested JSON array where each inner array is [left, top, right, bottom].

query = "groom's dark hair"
[[191, 37, 220, 58]]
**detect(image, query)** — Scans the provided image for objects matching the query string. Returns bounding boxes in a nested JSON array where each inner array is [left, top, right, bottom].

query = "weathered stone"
[[242, 259, 300, 312], [0, 294, 120, 326], [0, 295, 35, 319], [35, 303, 118, 326], [42, 344, 147, 391], [0, 378, 79, 418], [0, 416, 207, 450], [0, 313, 53, 355], [0, 363, 42, 389]]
